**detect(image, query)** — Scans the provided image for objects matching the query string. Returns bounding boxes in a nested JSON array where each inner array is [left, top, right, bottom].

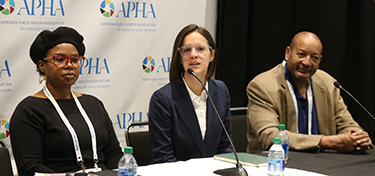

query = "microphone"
[[333, 81, 375, 121], [187, 68, 248, 176]]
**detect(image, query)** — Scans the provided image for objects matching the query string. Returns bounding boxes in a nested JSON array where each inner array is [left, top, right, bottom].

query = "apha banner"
[[0, 0, 217, 148]]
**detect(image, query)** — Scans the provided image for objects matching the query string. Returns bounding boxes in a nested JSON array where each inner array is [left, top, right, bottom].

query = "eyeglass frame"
[[43, 54, 86, 69], [178, 44, 213, 58]]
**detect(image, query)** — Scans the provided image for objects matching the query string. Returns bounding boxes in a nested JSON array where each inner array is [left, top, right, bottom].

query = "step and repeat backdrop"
[[0, 0, 217, 148]]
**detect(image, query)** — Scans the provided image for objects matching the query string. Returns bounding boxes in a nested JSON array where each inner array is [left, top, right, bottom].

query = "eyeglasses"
[[44, 55, 85, 69], [178, 44, 212, 57]]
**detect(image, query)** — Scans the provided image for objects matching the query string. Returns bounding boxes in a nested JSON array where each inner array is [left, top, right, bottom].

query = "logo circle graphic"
[[142, 56, 155, 73], [0, 0, 15, 15], [0, 120, 10, 147], [100, 0, 115, 17]]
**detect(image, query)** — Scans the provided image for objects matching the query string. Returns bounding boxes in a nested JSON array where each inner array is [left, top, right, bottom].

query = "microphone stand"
[[334, 81, 375, 121], [187, 68, 248, 176]]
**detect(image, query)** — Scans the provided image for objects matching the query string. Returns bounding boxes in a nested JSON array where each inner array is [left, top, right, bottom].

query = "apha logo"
[[142, 56, 170, 73], [0, 0, 15, 15], [100, 1, 156, 18], [142, 56, 155, 73], [0, 120, 10, 147], [100, 0, 114, 17]]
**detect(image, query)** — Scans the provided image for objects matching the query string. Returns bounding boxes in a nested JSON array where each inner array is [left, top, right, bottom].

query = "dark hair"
[[169, 24, 217, 83]]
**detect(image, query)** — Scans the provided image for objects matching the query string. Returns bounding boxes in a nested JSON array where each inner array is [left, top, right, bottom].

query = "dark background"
[[215, 0, 375, 141]]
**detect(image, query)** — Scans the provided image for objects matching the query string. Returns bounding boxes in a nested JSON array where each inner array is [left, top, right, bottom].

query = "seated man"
[[246, 31, 372, 153]]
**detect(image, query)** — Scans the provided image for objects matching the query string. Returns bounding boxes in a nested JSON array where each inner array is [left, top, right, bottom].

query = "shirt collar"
[[182, 76, 208, 101]]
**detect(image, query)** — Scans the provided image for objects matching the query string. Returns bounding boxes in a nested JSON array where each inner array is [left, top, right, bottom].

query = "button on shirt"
[[183, 77, 208, 140]]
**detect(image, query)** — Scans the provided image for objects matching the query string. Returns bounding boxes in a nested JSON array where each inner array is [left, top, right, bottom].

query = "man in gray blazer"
[[246, 31, 372, 153]]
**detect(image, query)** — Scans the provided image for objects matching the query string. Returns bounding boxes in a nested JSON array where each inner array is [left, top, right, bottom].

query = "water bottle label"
[[118, 169, 136, 176], [282, 143, 289, 154], [268, 159, 285, 172]]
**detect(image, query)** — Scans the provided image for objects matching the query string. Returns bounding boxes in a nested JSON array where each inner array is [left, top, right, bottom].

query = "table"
[[136, 157, 324, 176], [279, 149, 375, 176], [91, 149, 375, 176], [255, 149, 375, 176]]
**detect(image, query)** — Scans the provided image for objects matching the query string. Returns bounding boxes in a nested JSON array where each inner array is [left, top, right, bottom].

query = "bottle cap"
[[273, 137, 281, 143], [278, 124, 285, 130], [124, 146, 133, 153]]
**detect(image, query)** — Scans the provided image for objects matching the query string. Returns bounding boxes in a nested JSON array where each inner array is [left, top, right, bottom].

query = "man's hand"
[[319, 130, 371, 153], [350, 130, 371, 152]]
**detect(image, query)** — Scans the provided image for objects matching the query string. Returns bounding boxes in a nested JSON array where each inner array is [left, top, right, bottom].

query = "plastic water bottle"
[[274, 124, 289, 160], [268, 137, 285, 176], [118, 146, 137, 176]]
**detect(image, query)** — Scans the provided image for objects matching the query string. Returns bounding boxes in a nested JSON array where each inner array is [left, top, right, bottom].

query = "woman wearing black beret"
[[9, 26, 123, 176]]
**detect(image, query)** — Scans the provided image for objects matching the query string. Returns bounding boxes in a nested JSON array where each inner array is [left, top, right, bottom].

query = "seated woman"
[[148, 24, 233, 163], [10, 26, 123, 176]]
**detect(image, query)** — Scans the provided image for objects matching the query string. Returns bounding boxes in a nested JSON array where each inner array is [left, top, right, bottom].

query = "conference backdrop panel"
[[0, 0, 217, 148]]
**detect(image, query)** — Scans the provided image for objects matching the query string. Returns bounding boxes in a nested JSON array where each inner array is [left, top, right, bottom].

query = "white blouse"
[[182, 77, 208, 140]]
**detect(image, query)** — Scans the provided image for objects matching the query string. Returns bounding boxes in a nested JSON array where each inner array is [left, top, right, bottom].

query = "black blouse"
[[10, 94, 122, 176]]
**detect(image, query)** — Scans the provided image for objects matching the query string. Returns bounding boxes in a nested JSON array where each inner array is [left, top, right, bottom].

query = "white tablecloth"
[[138, 157, 327, 176]]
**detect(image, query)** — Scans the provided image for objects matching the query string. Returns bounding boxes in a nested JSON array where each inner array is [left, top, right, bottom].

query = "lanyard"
[[43, 84, 99, 170], [283, 61, 313, 135]]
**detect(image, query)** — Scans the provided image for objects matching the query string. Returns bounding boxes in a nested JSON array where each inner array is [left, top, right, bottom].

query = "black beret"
[[29, 26, 85, 64]]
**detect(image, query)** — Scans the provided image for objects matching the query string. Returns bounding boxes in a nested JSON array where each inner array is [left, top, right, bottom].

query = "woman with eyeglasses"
[[10, 26, 122, 176], [148, 24, 233, 163]]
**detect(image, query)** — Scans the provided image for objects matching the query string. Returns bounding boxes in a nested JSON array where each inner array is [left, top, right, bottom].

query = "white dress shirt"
[[183, 77, 208, 139]]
